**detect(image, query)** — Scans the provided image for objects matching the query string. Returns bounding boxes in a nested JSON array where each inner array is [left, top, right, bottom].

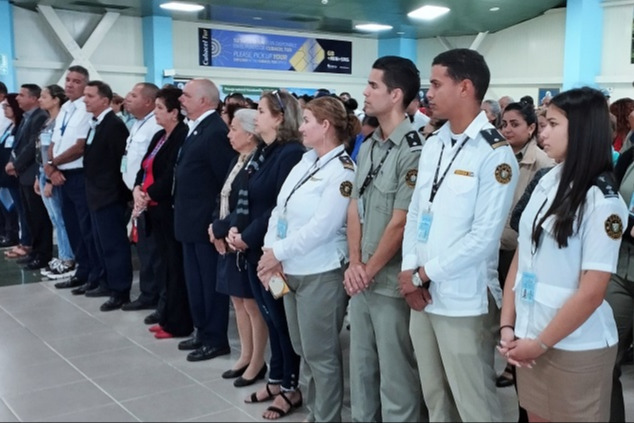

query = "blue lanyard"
[[60, 108, 76, 137]]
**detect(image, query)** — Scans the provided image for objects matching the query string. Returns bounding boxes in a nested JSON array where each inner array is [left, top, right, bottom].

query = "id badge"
[[629, 193, 634, 216], [418, 210, 433, 243], [357, 198, 365, 224], [40, 132, 52, 147], [520, 272, 537, 304], [277, 215, 288, 239], [5, 135, 14, 149], [120, 155, 128, 173]]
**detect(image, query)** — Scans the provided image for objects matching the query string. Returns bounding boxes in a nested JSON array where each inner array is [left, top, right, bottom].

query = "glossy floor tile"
[[0, 252, 633, 422]]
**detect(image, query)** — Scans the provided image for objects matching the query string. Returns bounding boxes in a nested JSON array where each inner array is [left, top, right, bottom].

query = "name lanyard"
[[0, 124, 13, 145], [60, 108, 76, 137], [358, 141, 394, 196], [283, 150, 344, 210], [530, 198, 549, 260], [428, 138, 469, 204], [126, 113, 154, 153]]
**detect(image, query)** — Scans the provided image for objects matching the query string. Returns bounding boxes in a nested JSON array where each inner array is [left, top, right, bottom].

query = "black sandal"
[[263, 390, 303, 420], [244, 382, 279, 403], [496, 364, 515, 388]]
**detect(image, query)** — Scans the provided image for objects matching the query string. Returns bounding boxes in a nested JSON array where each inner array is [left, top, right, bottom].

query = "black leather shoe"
[[100, 295, 130, 312], [24, 258, 48, 270], [144, 311, 161, 325], [71, 283, 91, 296], [85, 286, 110, 298], [233, 364, 267, 387], [55, 276, 85, 289], [0, 236, 18, 248], [121, 298, 157, 311], [222, 364, 249, 379], [186, 345, 231, 362], [178, 337, 202, 351]]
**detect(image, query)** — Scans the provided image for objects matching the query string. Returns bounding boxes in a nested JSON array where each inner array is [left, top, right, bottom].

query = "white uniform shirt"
[[121, 112, 161, 190], [402, 111, 519, 316], [513, 164, 627, 351], [52, 97, 91, 170], [263, 145, 355, 275]]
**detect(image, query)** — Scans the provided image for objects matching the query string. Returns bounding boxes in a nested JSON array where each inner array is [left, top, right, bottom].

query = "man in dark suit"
[[174, 78, 236, 361], [5, 84, 51, 270], [83, 80, 133, 312]]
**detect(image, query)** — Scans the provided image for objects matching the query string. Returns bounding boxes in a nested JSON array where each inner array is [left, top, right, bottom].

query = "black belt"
[[60, 168, 84, 175]]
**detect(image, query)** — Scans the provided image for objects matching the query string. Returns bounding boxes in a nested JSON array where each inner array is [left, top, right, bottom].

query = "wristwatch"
[[412, 267, 423, 287]]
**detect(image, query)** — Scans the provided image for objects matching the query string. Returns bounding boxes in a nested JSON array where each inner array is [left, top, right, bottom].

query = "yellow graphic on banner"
[[290, 39, 325, 72]]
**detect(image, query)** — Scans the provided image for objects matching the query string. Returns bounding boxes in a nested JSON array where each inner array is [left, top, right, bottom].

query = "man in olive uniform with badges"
[[344, 55, 424, 422], [399, 48, 518, 422]]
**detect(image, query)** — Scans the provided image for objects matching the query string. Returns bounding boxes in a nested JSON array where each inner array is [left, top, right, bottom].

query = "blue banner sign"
[[199, 28, 352, 74]]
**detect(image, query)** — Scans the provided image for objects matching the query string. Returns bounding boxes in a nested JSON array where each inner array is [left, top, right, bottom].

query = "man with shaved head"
[[173, 78, 236, 361]]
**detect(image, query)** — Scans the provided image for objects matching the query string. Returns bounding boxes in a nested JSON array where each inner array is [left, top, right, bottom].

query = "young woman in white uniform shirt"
[[257, 96, 359, 422], [499, 87, 628, 422]]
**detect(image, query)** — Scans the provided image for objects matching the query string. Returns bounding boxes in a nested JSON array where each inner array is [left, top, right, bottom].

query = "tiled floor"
[[1, 253, 633, 422]]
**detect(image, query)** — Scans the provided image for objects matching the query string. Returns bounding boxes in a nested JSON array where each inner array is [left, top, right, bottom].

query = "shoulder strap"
[[405, 130, 423, 151], [594, 172, 619, 198], [480, 128, 508, 149], [339, 154, 354, 171]]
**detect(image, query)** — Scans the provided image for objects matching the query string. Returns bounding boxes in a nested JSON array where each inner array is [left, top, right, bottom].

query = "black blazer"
[[229, 141, 305, 264], [173, 111, 235, 243], [11, 108, 48, 186], [134, 121, 188, 206], [83, 111, 130, 211]]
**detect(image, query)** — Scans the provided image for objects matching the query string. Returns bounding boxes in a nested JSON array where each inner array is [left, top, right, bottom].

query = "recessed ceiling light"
[[407, 5, 450, 21], [490, 7, 500, 12], [160, 2, 204, 12], [253, 16, 263, 20], [355, 23, 393, 32], [397, 31, 405, 35]]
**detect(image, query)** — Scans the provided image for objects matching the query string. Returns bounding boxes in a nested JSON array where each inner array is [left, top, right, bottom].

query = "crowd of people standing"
[[0, 47, 632, 422]]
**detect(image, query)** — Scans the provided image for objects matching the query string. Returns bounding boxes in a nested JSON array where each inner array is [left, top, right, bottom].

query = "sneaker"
[[40, 258, 61, 276], [46, 260, 76, 280]]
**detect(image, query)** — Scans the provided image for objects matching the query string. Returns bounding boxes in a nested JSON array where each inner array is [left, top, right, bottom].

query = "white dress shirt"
[[513, 164, 627, 351], [52, 97, 91, 170], [263, 145, 355, 275], [121, 112, 161, 190], [402, 111, 519, 316]]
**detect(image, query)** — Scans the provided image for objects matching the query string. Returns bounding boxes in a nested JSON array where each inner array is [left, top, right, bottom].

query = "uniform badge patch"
[[605, 214, 623, 240], [495, 163, 512, 184], [340, 181, 353, 197], [339, 154, 355, 171], [405, 169, 417, 188]]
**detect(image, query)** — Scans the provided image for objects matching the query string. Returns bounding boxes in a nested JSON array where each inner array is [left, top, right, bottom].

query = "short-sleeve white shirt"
[[52, 97, 91, 170], [121, 112, 161, 190], [513, 164, 627, 351]]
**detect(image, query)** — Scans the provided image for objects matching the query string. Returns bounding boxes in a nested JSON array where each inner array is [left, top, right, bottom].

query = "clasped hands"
[[132, 186, 150, 219], [257, 247, 282, 290], [397, 268, 432, 311], [496, 328, 544, 368]]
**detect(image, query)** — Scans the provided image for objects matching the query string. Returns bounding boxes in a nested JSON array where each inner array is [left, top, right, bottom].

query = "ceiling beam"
[[36, 4, 120, 84], [469, 32, 488, 51], [435, 36, 454, 51]]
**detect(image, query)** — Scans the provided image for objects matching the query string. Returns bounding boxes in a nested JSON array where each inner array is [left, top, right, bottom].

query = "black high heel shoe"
[[222, 363, 249, 379], [234, 364, 268, 387]]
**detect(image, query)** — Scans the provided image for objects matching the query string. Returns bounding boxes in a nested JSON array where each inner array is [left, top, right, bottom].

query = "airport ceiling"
[[11, 0, 567, 39]]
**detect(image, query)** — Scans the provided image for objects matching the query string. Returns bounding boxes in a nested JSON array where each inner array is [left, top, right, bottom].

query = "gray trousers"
[[349, 290, 422, 422], [605, 271, 634, 423], [285, 267, 348, 423], [410, 310, 501, 422]]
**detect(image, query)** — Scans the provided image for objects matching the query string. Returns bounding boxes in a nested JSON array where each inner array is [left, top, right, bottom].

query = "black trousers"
[[148, 206, 192, 337], [134, 211, 165, 306], [19, 184, 52, 261]]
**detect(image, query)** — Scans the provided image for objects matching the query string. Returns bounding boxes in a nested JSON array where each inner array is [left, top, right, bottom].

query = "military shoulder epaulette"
[[339, 154, 355, 171], [480, 128, 508, 149], [405, 131, 423, 151], [594, 172, 619, 198]]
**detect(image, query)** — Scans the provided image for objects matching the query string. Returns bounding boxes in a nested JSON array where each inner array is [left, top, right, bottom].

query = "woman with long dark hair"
[[499, 87, 627, 422]]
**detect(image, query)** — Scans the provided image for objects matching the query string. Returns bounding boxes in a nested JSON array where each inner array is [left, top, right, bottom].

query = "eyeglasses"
[[272, 90, 285, 114]]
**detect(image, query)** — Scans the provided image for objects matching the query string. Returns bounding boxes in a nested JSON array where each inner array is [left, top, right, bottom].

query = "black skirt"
[[216, 251, 254, 298]]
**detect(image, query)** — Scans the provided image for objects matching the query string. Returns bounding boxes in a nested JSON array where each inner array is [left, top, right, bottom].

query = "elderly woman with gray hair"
[[209, 108, 269, 388], [481, 98, 502, 128]]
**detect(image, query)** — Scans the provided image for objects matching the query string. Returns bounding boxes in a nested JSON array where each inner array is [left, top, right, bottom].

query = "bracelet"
[[499, 325, 515, 333], [536, 336, 550, 351]]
